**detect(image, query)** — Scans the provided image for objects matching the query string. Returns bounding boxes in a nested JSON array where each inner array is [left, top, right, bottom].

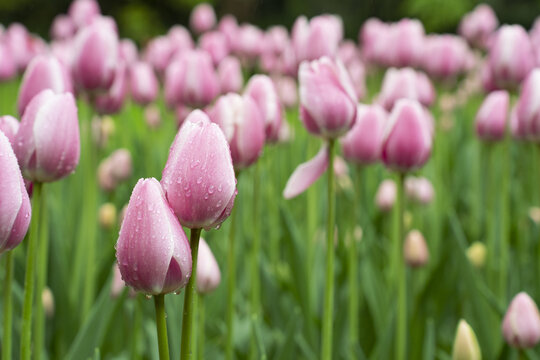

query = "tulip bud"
[[208, 93, 265, 170], [118, 38, 138, 65], [196, 238, 221, 294], [50, 15, 76, 41], [529, 207, 540, 225], [0, 42, 17, 81], [459, 4, 498, 49], [17, 55, 73, 116], [404, 230, 429, 267], [502, 292, 540, 348], [217, 56, 243, 94], [99, 202, 117, 230], [381, 99, 432, 172], [116, 178, 192, 295], [466, 242, 486, 268], [143, 36, 175, 76], [234, 24, 264, 61], [341, 104, 387, 165], [244, 75, 284, 143], [110, 148, 132, 182], [161, 110, 237, 230], [375, 179, 396, 212], [452, 319, 482, 360], [515, 69, 540, 141], [13, 90, 80, 183], [0, 115, 20, 144], [292, 14, 343, 63], [190, 3, 216, 34], [405, 176, 435, 205], [199, 31, 229, 66], [475, 90, 509, 141], [42, 287, 55, 318], [0, 131, 32, 253], [273, 76, 298, 109], [129, 61, 158, 106], [68, 0, 101, 29], [378, 68, 435, 111], [299, 57, 357, 139], [421, 35, 472, 80], [144, 104, 161, 129], [93, 62, 128, 114]]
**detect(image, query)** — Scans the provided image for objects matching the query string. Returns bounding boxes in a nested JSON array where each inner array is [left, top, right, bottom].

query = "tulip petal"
[[283, 145, 329, 199]]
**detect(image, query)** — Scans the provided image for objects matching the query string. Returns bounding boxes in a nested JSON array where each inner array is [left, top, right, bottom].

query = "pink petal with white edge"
[[283, 145, 329, 199]]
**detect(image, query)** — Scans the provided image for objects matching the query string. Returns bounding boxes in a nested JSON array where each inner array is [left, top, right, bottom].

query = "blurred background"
[[1, 0, 539, 45]]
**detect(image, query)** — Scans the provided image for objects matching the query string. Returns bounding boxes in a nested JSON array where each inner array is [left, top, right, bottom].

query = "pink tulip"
[[13, 90, 80, 183], [292, 14, 343, 63], [199, 31, 229, 66], [404, 176, 434, 205], [337, 40, 359, 66], [175, 104, 192, 129], [515, 69, 540, 140], [283, 145, 329, 199], [341, 104, 388, 165], [377, 68, 434, 111], [422, 35, 472, 79], [5, 23, 47, 72], [217, 56, 243, 94], [190, 3, 216, 34], [359, 18, 387, 64], [459, 4, 498, 49], [196, 238, 221, 294], [381, 99, 432, 172], [264, 26, 289, 55], [208, 93, 265, 169], [164, 49, 219, 108], [0, 130, 31, 253], [272, 76, 298, 109], [161, 110, 237, 230], [387, 19, 425, 68], [143, 36, 176, 76], [72, 17, 119, 92], [116, 178, 192, 295], [50, 15, 76, 41], [404, 230, 429, 267], [244, 75, 283, 143], [168, 25, 195, 54], [218, 15, 239, 49], [0, 115, 20, 144], [346, 59, 366, 100], [93, 62, 128, 114], [234, 24, 264, 61], [502, 292, 540, 348], [129, 61, 158, 105], [144, 105, 161, 129], [510, 104, 526, 140], [17, 55, 73, 116], [299, 57, 357, 139], [475, 90, 509, 141], [68, 0, 101, 29], [119, 39, 138, 65], [0, 42, 17, 81], [375, 179, 396, 212]]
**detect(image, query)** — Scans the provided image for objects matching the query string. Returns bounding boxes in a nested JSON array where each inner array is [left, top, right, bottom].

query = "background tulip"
[[403, 230, 429, 267], [452, 320, 482, 360], [217, 56, 243, 94], [475, 90, 509, 141], [129, 61, 158, 105], [502, 292, 540, 348], [196, 238, 221, 294], [244, 75, 283, 142], [190, 3, 216, 34]]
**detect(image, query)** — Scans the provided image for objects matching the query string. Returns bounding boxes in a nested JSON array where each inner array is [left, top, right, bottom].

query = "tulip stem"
[[21, 182, 42, 360], [250, 162, 261, 359], [154, 294, 170, 360], [34, 186, 49, 360], [321, 139, 336, 360], [3, 251, 14, 360], [198, 295, 205, 360], [181, 228, 202, 360], [226, 205, 238, 360], [499, 138, 510, 302], [348, 166, 361, 359], [394, 173, 406, 360]]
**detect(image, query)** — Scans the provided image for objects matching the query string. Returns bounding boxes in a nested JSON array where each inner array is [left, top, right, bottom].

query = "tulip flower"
[[190, 3, 216, 34], [273, 76, 298, 109], [218, 15, 239, 48], [234, 24, 264, 61], [144, 104, 161, 129], [264, 26, 289, 55], [13, 90, 80, 183], [119, 39, 138, 65], [459, 4, 498, 49], [452, 320, 482, 360], [421, 35, 473, 79], [515, 69, 540, 140], [68, 0, 101, 29], [196, 238, 221, 294], [403, 230, 429, 267], [168, 25, 195, 54], [375, 179, 396, 212], [0, 116, 20, 144], [5, 23, 47, 72], [98, 203, 117, 230], [378, 67, 435, 111], [404, 176, 434, 205], [50, 15, 76, 41], [475, 90, 509, 141], [97, 148, 132, 191], [129, 61, 158, 105], [292, 14, 343, 63], [387, 19, 425, 68], [93, 62, 128, 114], [466, 242, 486, 268], [17, 55, 73, 116], [0, 42, 17, 81], [143, 36, 176, 76], [217, 56, 243, 94], [502, 292, 540, 348], [199, 31, 229, 66]]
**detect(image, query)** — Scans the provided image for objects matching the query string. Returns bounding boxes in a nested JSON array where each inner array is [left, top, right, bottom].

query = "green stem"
[[250, 162, 261, 359], [3, 251, 14, 360], [155, 294, 170, 360], [226, 205, 238, 360], [21, 182, 42, 360], [131, 295, 142, 360], [485, 144, 496, 290], [198, 296, 205, 360], [348, 168, 360, 359], [321, 139, 336, 360], [181, 228, 202, 360], [395, 173, 406, 360], [34, 186, 49, 360], [499, 139, 510, 303]]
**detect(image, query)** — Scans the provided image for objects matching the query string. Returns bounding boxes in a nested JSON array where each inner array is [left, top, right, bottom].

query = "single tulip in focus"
[[0, 115, 20, 144], [190, 3, 216, 34], [452, 320, 482, 360], [129, 61, 158, 105], [196, 238, 221, 294], [13, 90, 80, 183], [475, 90, 509, 141], [0, 131, 31, 254], [244, 75, 283, 142], [299, 57, 357, 139], [404, 230, 429, 267], [161, 110, 237, 230], [502, 292, 540, 349], [116, 178, 192, 295]]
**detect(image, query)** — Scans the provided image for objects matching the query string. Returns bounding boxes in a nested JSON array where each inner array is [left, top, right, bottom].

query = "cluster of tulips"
[[3, 0, 540, 358]]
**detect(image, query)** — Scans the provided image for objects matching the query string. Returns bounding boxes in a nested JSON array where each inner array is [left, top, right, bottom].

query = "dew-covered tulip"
[[292, 14, 343, 63], [377, 67, 435, 111], [244, 75, 283, 143], [217, 56, 243, 94], [404, 230, 429, 267], [381, 99, 432, 172], [161, 110, 237, 230], [515, 69, 540, 140], [341, 104, 387, 165], [0, 131, 31, 254], [190, 3, 216, 34], [17, 55, 73, 116], [459, 4, 498, 49], [72, 17, 119, 92], [164, 50, 219, 108], [375, 179, 396, 212], [129, 61, 158, 105], [209, 93, 265, 170], [0, 115, 20, 144], [196, 238, 221, 294], [13, 90, 80, 183], [502, 292, 540, 348], [116, 178, 192, 295], [50, 15, 76, 41], [93, 62, 128, 114], [475, 90, 509, 141], [199, 31, 229, 66], [283, 145, 328, 199], [68, 0, 101, 29], [452, 320, 482, 360], [299, 57, 357, 139]]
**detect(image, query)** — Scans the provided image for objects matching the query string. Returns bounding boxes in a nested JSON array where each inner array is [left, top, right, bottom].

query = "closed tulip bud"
[[244, 75, 284, 143], [341, 104, 387, 165], [199, 32, 229, 66], [381, 99, 432, 172], [452, 320, 482, 360], [0, 115, 20, 144], [389, 19, 425, 68], [0, 131, 31, 253], [0, 42, 17, 81], [190, 3, 216, 34], [218, 15, 238, 47], [143, 36, 176, 76], [17, 55, 73, 116], [110, 148, 132, 182], [217, 56, 243, 94], [346, 59, 366, 100], [466, 242, 486, 268], [196, 238, 221, 294], [405, 176, 434, 205], [161, 110, 237, 230], [13, 90, 80, 183], [404, 230, 429, 267], [72, 16, 119, 92], [515, 69, 540, 140], [42, 287, 55, 318], [273, 76, 298, 109], [119, 39, 138, 65], [375, 179, 396, 212], [502, 292, 540, 348], [129, 61, 158, 105], [144, 104, 161, 129], [378, 68, 435, 111], [475, 90, 509, 141], [168, 25, 195, 54], [68, 0, 101, 29], [459, 4, 498, 49], [209, 93, 265, 170], [116, 178, 192, 295], [233, 25, 264, 62], [164, 50, 219, 108], [93, 62, 128, 115], [264, 26, 289, 55], [292, 14, 343, 63], [299, 57, 357, 139], [422, 35, 472, 79], [50, 15, 76, 41], [99, 202, 117, 230], [337, 40, 359, 66]]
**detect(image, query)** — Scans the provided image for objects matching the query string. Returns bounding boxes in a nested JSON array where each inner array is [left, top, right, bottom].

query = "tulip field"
[[4, 1, 540, 359]]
